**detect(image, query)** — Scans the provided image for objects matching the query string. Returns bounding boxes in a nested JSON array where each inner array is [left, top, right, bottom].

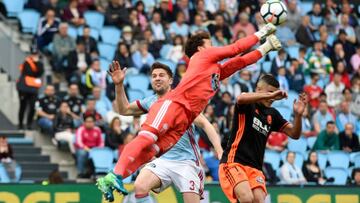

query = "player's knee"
[[235, 191, 254, 203], [134, 179, 150, 194], [253, 195, 265, 203]]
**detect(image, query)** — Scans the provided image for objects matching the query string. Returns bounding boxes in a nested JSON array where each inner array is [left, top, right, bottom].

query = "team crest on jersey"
[[267, 115, 272, 125], [211, 74, 220, 91], [256, 176, 264, 184]]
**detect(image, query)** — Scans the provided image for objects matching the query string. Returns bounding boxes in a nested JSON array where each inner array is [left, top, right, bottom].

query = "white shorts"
[[143, 158, 205, 197]]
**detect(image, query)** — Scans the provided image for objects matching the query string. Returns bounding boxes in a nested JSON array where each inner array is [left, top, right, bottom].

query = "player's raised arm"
[[219, 35, 282, 80], [193, 114, 223, 159], [108, 61, 144, 116], [236, 90, 288, 105], [282, 93, 308, 140]]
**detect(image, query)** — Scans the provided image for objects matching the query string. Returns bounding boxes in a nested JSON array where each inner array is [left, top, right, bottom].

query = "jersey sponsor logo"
[[211, 74, 220, 91], [148, 163, 156, 168], [252, 117, 270, 136], [256, 176, 264, 184]]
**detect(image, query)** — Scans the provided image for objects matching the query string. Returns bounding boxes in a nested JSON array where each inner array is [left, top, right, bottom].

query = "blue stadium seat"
[[0, 163, 21, 183], [127, 89, 145, 102], [354, 154, 360, 168], [261, 61, 272, 73], [89, 147, 114, 174], [287, 137, 307, 155], [127, 74, 150, 92], [3, 0, 25, 17], [99, 58, 111, 72], [287, 46, 300, 59], [100, 26, 121, 45], [156, 58, 177, 74], [317, 151, 328, 170], [280, 150, 304, 169], [84, 11, 105, 30], [327, 151, 350, 169], [17, 9, 40, 34], [98, 43, 116, 61], [287, 90, 298, 106], [113, 149, 119, 161], [299, 1, 313, 15], [268, 51, 277, 61], [350, 152, 360, 163], [159, 44, 173, 59], [327, 33, 336, 45], [307, 137, 317, 149], [144, 90, 154, 97], [348, 166, 354, 178], [276, 106, 292, 120], [67, 25, 78, 39], [324, 167, 348, 185], [264, 150, 281, 170]]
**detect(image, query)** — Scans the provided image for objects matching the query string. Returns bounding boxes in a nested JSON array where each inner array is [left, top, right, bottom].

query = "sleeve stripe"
[[136, 100, 148, 113], [279, 122, 290, 132]]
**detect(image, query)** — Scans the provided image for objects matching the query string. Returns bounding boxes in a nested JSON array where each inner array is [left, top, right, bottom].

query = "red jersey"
[[164, 35, 260, 119], [303, 84, 323, 109]]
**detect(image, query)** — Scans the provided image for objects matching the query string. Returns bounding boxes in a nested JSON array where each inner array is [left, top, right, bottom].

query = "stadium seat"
[[317, 151, 328, 170], [127, 89, 145, 102], [324, 167, 348, 185], [276, 106, 292, 120], [159, 44, 173, 59], [287, 46, 300, 59], [280, 150, 304, 169], [354, 154, 360, 168], [144, 90, 154, 97], [17, 9, 40, 34], [3, 0, 25, 17], [299, 1, 313, 16], [307, 137, 317, 149], [127, 74, 150, 92], [264, 150, 281, 170], [327, 151, 350, 169], [261, 61, 272, 73], [268, 51, 277, 61], [327, 33, 336, 45], [205, 156, 219, 181], [350, 152, 360, 163], [99, 58, 111, 72], [100, 26, 121, 45], [89, 147, 114, 174], [67, 25, 78, 39], [98, 43, 116, 61], [84, 11, 105, 30], [0, 163, 21, 183], [156, 58, 177, 74], [348, 166, 354, 178], [287, 137, 307, 155]]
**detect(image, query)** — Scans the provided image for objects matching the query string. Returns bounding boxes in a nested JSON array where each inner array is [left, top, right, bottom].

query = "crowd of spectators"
[[7, 0, 360, 184]]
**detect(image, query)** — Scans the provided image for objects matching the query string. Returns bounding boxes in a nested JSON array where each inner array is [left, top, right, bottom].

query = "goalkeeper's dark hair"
[[185, 32, 211, 58], [257, 74, 280, 88]]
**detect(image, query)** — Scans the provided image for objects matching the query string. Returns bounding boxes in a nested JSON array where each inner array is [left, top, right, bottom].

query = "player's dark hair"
[[326, 121, 335, 126], [185, 32, 211, 58], [150, 62, 173, 78], [257, 74, 280, 88]]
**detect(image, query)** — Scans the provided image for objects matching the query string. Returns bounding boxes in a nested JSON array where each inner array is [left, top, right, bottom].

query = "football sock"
[[135, 193, 152, 203]]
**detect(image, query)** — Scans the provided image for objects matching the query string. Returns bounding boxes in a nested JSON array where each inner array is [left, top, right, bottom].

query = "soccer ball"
[[260, 0, 288, 25]]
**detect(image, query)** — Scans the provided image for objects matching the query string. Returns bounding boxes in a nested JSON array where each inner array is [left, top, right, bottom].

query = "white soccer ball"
[[260, 0, 288, 25]]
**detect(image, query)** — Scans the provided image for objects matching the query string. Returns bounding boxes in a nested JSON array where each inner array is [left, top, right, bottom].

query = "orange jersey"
[[164, 35, 260, 120]]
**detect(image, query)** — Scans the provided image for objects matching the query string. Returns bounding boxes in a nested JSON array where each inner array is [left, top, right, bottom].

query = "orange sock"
[[113, 134, 156, 178]]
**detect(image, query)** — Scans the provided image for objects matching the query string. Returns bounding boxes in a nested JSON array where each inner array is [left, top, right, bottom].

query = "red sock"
[[113, 134, 156, 177]]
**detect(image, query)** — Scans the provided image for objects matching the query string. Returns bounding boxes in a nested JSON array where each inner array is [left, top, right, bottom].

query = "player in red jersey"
[[97, 23, 282, 201]]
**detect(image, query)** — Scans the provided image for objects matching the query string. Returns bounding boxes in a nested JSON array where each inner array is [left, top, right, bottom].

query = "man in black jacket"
[[16, 45, 44, 130], [77, 25, 98, 55]]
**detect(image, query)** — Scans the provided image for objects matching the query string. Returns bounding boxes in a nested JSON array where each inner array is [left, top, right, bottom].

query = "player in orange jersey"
[[97, 24, 281, 202], [219, 74, 308, 203]]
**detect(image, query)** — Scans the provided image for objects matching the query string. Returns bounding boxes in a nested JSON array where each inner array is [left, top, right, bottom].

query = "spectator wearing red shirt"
[[303, 73, 323, 111], [330, 61, 351, 88], [266, 132, 288, 152], [75, 114, 104, 178]]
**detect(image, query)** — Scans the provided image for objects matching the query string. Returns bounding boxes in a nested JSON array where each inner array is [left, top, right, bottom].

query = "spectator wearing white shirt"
[[325, 72, 345, 108], [280, 151, 307, 185], [150, 11, 166, 41]]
